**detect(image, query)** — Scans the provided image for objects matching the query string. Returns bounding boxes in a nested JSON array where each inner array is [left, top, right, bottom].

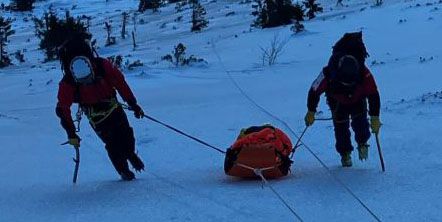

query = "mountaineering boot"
[[120, 168, 136, 181], [128, 153, 145, 172], [341, 152, 352, 167], [357, 143, 369, 161]]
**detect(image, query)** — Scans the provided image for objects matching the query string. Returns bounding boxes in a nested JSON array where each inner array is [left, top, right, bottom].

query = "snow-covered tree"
[[191, 2, 208, 32], [0, 16, 14, 68]]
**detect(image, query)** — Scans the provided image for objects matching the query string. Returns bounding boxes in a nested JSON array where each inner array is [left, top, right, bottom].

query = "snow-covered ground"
[[1, 0, 441, 221]]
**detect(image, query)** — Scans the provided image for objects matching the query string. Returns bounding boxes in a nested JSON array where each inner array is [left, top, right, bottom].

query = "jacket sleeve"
[[102, 59, 137, 105], [307, 70, 328, 112], [56, 82, 77, 138], [363, 69, 381, 116]]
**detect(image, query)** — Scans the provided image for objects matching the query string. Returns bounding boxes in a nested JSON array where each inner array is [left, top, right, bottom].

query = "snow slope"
[[1, 0, 442, 221]]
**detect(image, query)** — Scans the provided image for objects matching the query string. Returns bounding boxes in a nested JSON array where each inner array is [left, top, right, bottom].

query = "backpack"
[[224, 124, 293, 179], [324, 32, 369, 93]]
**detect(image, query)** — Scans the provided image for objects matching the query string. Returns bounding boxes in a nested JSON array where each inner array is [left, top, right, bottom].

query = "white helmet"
[[70, 56, 95, 84]]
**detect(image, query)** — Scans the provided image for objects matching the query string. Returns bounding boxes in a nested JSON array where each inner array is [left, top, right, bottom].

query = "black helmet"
[[336, 55, 360, 86]]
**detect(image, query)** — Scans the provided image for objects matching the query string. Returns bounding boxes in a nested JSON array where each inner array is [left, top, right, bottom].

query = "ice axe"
[[61, 141, 81, 184], [374, 132, 385, 172]]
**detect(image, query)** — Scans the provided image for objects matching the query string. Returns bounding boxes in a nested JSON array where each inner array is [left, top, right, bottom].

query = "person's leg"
[[94, 107, 135, 180], [351, 107, 371, 161], [95, 127, 133, 178], [333, 112, 354, 167], [329, 100, 353, 166], [112, 107, 145, 172], [334, 120, 353, 154], [331, 104, 353, 156], [351, 112, 370, 145]]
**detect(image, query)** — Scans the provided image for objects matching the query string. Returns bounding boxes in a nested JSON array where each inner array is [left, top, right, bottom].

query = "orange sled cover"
[[224, 125, 293, 179]]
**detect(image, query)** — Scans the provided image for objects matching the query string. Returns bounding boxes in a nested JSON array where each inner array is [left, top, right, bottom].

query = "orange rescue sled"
[[224, 125, 293, 179]]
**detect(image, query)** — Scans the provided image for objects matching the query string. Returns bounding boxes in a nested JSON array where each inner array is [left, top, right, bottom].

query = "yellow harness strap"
[[87, 98, 119, 128]]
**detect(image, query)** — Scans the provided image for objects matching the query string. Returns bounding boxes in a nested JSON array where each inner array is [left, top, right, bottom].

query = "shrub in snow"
[[259, 34, 288, 66], [33, 9, 91, 61], [161, 43, 206, 67], [191, 1, 208, 32], [175, 15, 183, 22], [139, 0, 162, 13], [175, 1, 189, 13], [0, 16, 14, 68], [15, 50, 25, 63], [374, 0, 383, 6], [107, 55, 124, 69], [291, 20, 305, 34], [107, 55, 143, 70], [104, 20, 117, 46], [303, 0, 323, 20], [252, 0, 305, 28], [10, 0, 34, 12], [127, 60, 144, 70], [419, 56, 434, 63], [225, 11, 235, 17], [121, 12, 129, 39]]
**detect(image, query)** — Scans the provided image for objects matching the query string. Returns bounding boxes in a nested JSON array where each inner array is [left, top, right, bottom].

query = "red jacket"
[[307, 66, 380, 116], [56, 58, 137, 137]]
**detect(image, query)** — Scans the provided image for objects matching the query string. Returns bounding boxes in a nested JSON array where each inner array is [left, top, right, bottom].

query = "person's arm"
[[363, 69, 382, 133], [55, 82, 77, 139], [304, 70, 328, 126], [102, 59, 137, 105], [363, 69, 381, 116], [307, 70, 328, 112], [103, 59, 144, 118]]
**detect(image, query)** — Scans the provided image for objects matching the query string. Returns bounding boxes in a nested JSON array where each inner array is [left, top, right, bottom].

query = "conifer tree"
[[33, 9, 91, 61], [252, 0, 304, 28], [191, 2, 208, 32], [0, 16, 14, 68]]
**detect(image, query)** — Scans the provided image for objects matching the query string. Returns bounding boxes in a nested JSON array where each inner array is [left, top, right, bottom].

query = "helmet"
[[69, 56, 95, 84], [58, 35, 95, 83], [336, 55, 360, 86]]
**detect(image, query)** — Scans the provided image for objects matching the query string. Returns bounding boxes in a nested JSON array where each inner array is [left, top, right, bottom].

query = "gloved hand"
[[130, 103, 144, 119], [370, 116, 382, 134], [68, 136, 81, 148], [304, 111, 316, 126]]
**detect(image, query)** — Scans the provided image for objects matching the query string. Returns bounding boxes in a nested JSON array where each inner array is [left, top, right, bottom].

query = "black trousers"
[[328, 99, 371, 155], [92, 106, 135, 174]]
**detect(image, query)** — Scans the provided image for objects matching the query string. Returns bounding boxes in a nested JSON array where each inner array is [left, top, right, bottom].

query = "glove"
[[370, 116, 382, 134], [304, 111, 316, 126], [68, 136, 81, 148], [130, 103, 144, 119]]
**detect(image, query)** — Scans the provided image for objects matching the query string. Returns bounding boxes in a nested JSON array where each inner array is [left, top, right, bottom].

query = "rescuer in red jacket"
[[56, 36, 144, 181], [304, 32, 382, 167]]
